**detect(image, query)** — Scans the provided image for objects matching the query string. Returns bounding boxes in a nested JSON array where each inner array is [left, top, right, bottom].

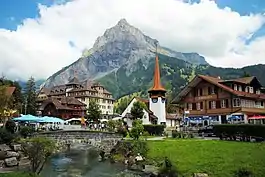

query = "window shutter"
[[225, 99, 229, 108], [209, 101, 212, 109], [216, 100, 221, 108]]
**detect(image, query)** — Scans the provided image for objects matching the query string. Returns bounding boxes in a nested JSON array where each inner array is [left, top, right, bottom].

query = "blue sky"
[[0, 0, 68, 30]]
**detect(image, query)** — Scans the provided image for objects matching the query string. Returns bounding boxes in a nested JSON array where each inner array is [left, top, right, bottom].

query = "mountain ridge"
[[42, 19, 265, 99], [43, 19, 207, 88]]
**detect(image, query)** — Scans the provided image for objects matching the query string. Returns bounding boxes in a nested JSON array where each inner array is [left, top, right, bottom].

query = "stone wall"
[[35, 130, 123, 153], [0, 144, 23, 168]]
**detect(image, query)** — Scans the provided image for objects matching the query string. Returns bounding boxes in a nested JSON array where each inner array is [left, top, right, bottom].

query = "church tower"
[[148, 42, 167, 125]]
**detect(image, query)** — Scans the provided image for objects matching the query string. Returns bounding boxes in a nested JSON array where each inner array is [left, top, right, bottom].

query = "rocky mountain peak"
[[43, 19, 208, 89], [116, 18, 130, 27], [92, 19, 156, 52]]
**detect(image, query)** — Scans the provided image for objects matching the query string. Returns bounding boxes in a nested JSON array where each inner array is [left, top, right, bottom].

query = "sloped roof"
[[60, 97, 86, 106], [39, 96, 86, 111], [220, 76, 261, 86], [173, 75, 265, 103], [5, 87, 16, 96]]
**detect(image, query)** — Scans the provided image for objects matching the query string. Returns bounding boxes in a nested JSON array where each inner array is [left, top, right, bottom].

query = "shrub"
[[117, 126, 128, 137], [0, 128, 15, 144], [234, 167, 253, 177], [143, 125, 165, 136], [5, 120, 16, 133], [172, 130, 179, 138], [20, 137, 56, 175], [213, 124, 265, 140], [20, 126, 35, 138], [158, 157, 179, 177], [130, 120, 144, 140]]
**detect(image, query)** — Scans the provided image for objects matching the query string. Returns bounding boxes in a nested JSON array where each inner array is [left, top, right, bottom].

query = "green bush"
[[158, 157, 179, 177], [5, 120, 16, 133], [130, 120, 144, 140], [143, 124, 165, 136], [0, 172, 39, 177], [172, 130, 179, 138], [213, 124, 265, 140], [20, 126, 35, 138], [117, 126, 128, 137], [0, 128, 15, 144], [234, 167, 253, 177]]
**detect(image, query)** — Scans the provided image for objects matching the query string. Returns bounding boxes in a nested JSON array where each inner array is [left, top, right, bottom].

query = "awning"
[[248, 115, 265, 120]]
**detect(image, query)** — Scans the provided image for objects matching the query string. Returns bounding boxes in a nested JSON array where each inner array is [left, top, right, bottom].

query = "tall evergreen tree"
[[130, 101, 145, 120], [87, 100, 101, 122], [24, 77, 37, 115]]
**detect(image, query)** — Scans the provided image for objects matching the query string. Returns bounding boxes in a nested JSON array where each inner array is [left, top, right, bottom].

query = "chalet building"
[[122, 45, 179, 127], [39, 97, 86, 119], [37, 78, 115, 118], [173, 75, 265, 124]]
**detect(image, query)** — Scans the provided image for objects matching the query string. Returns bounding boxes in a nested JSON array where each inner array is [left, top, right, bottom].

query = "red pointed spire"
[[148, 43, 166, 93]]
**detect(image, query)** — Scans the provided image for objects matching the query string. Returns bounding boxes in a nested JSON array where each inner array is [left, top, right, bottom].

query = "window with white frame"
[[238, 85, 242, 91], [221, 100, 226, 108], [245, 86, 249, 92], [188, 103, 192, 110], [256, 90, 261, 94], [211, 101, 216, 109], [234, 84, 237, 91], [233, 98, 241, 107], [249, 87, 254, 93], [196, 102, 201, 110]]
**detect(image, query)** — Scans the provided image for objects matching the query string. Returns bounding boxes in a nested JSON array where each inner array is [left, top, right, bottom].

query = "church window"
[[162, 98, 166, 103], [152, 98, 158, 103]]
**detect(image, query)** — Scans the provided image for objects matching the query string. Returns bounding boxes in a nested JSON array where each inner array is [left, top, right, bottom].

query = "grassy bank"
[[0, 172, 39, 177], [147, 139, 265, 177]]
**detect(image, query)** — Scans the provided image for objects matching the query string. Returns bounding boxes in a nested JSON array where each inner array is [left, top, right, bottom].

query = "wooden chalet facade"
[[39, 97, 86, 119], [173, 75, 265, 124]]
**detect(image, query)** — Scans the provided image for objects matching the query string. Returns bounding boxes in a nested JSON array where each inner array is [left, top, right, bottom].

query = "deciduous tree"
[[20, 137, 56, 175]]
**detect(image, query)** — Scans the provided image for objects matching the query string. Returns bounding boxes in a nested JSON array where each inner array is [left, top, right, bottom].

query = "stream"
[[40, 144, 142, 177]]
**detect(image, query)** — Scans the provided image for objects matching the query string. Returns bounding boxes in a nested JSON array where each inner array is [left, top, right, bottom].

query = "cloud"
[[1, 0, 265, 81]]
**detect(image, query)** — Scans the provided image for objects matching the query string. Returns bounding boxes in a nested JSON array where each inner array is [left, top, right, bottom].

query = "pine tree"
[[87, 100, 101, 122], [24, 77, 37, 115]]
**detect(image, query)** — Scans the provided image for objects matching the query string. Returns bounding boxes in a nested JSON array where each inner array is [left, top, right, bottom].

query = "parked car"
[[198, 125, 215, 137]]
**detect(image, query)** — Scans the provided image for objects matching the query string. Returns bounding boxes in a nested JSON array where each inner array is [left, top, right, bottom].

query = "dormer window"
[[234, 84, 237, 91]]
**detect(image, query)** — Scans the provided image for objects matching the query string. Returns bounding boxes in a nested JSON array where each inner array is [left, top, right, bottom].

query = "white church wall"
[[149, 97, 166, 124], [121, 98, 151, 127]]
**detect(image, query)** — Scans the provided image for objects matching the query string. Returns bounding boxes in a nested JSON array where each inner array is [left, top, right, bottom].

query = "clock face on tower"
[[152, 98, 158, 103]]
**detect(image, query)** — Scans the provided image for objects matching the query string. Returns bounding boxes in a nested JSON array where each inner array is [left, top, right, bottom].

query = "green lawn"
[[0, 172, 39, 177], [147, 139, 265, 177]]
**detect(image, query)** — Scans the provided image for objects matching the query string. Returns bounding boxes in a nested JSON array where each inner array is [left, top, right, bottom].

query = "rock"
[[11, 144, 21, 151], [143, 165, 159, 176], [4, 157, 18, 167], [0, 144, 11, 151], [6, 151, 20, 158], [0, 151, 7, 160], [0, 160, 4, 168], [193, 173, 209, 177]]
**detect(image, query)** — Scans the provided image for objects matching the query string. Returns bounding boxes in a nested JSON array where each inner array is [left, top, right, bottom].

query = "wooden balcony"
[[185, 107, 240, 116], [184, 94, 218, 102]]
